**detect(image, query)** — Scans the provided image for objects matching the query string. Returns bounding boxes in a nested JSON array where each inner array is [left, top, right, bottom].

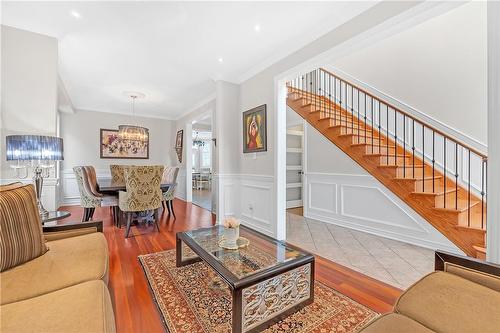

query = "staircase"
[[286, 68, 487, 258]]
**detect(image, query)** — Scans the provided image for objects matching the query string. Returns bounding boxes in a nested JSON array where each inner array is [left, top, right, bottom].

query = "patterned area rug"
[[139, 250, 377, 333]]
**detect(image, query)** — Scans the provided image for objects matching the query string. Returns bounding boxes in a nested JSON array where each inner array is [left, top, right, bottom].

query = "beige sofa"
[[0, 184, 116, 333], [358, 251, 500, 333]]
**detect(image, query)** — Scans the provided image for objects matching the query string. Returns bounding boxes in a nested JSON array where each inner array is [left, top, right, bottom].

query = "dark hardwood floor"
[[58, 200, 402, 333]]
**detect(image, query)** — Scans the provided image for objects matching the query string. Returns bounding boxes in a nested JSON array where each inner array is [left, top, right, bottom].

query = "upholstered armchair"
[[162, 166, 179, 219], [73, 166, 118, 222], [119, 165, 164, 237]]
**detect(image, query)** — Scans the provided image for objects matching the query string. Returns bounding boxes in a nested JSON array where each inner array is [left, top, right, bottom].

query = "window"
[[200, 142, 211, 169]]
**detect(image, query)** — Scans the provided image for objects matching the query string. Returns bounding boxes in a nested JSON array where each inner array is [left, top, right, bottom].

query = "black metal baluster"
[[455, 143, 458, 210], [357, 89, 360, 143], [371, 98, 374, 154], [338, 80, 341, 128], [378, 101, 381, 154], [364, 93, 367, 144], [444, 137, 447, 208], [481, 158, 485, 229], [432, 131, 435, 192], [403, 115, 406, 178], [422, 125, 425, 192], [386, 105, 389, 164], [328, 75, 332, 120], [412, 120, 415, 178], [351, 84, 354, 135], [394, 108, 397, 165], [468, 150, 471, 227]]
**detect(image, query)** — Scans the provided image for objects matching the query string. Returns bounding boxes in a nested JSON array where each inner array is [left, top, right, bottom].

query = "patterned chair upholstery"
[[110, 165, 126, 186], [73, 166, 118, 222], [119, 165, 164, 237], [161, 166, 179, 218]]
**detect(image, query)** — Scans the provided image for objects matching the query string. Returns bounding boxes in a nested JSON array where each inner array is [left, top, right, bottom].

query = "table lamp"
[[6, 135, 64, 218]]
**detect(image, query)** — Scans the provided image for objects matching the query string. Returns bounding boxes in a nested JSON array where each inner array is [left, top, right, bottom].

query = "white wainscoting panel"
[[309, 182, 337, 214], [304, 172, 462, 253], [215, 174, 239, 224], [239, 174, 274, 236], [60, 169, 111, 206]]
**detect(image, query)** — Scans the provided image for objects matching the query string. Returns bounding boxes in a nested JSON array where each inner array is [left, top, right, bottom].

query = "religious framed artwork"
[[243, 104, 267, 153], [100, 129, 149, 159], [175, 129, 183, 163]]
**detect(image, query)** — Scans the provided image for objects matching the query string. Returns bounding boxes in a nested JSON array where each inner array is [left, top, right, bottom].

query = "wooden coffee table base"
[[176, 233, 314, 333]]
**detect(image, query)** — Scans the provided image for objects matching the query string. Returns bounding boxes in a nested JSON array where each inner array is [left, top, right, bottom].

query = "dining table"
[[97, 178, 174, 193], [97, 178, 175, 227]]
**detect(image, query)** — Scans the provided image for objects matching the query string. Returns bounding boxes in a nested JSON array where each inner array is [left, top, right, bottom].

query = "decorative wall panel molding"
[[304, 172, 461, 253]]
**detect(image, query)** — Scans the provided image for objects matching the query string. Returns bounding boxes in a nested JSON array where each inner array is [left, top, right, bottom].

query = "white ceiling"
[[2, 1, 376, 119]]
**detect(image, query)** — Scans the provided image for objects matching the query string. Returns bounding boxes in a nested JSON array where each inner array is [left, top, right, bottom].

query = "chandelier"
[[193, 132, 205, 147], [118, 92, 149, 142]]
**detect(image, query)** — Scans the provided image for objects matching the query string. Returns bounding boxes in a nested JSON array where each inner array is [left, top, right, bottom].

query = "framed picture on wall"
[[175, 129, 183, 163], [100, 129, 149, 159], [175, 129, 183, 149], [243, 104, 267, 153]]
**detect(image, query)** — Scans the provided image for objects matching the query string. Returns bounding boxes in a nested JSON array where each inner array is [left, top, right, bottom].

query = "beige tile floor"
[[286, 211, 435, 289]]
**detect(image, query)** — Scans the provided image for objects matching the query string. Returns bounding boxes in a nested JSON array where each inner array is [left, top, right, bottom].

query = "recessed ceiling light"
[[70, 10, 81, 19], [218, 58, 224, 63], [254, 24, 261, 32]]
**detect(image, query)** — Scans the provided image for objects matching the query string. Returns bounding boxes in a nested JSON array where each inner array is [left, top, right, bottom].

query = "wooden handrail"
[[319, 68, 487, 159]]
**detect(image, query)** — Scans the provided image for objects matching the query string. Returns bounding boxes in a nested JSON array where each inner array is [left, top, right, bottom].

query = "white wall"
[[59, 109, 173, 205], [304, 122, 460, 253], [0, 25, 59, 210], [330, 1, 487, 146]]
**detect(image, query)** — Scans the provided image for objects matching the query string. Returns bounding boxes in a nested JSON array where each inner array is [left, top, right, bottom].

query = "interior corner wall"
[[0, 25, 58, 209], [59, 110, 173, 205], [214, 81, 241, 224], [172, 99, 215, 201], [304, 122, 461, 253], [330, 1, 487, 146]]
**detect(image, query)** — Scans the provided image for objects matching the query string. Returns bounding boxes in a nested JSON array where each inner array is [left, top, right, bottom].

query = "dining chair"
[[161, 166, 179, 219], [119, 165, 164, 238], [73, 166, 118, 222], [110, 165, 126, 185], [198, 171, 211, 190], [83, 166, 119, 223]]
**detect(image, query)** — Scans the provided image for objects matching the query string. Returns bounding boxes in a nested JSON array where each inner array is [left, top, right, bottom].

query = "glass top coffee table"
[[176, 225, 315, 333]]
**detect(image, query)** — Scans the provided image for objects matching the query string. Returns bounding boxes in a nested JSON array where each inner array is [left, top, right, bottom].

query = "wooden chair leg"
[[125, 212, 132, 238], [153, 208, 160, 232], [169, 200, 176, 219], [166, 199, 171, 215], [89, 207, 95, 220], [82, 207, 90, 222]]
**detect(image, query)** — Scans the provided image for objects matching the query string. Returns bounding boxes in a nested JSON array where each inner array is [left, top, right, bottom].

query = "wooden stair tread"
[[395, 175, 442, 181], [411, 188, 458, 196], [473, 245, 486, 253], [378, 164, 425, 169], [433, 199, 480, 213]]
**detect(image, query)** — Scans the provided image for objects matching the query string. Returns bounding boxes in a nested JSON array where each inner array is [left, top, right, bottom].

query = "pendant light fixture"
[[193, 131, 205, 147], [118, 92, 149, 142]]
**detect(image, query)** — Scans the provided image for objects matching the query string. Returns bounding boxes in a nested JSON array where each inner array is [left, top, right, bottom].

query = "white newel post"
[[487, 1, 500, 264]]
